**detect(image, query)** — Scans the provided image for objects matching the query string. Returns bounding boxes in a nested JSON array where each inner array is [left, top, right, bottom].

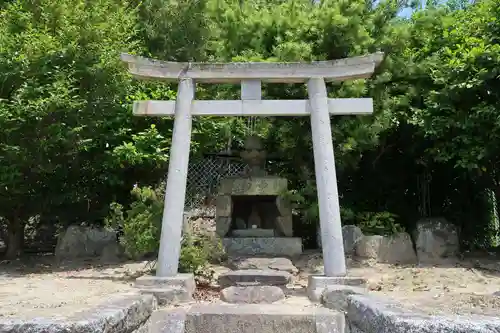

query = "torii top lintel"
[[120, 53, 384, 83]]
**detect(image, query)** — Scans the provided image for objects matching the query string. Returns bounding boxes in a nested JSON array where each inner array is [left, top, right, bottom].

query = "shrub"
[[105, 183, 223, 280], [357, 211, 403, 236]]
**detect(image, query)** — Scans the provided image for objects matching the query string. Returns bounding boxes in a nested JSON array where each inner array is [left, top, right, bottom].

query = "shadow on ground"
[[0, 253, 155, 279]]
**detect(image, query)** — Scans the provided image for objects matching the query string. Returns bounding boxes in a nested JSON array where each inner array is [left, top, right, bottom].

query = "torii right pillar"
[[308, 77, 346, 277], [306, 76, 381, 302]]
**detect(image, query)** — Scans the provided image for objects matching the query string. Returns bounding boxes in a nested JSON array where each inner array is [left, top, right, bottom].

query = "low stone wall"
[[346, 294, 500, 333], [0, 294, 156, 333]]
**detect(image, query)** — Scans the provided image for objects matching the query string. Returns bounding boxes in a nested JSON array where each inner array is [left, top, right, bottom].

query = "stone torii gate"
[[121, 53, 383, 297]]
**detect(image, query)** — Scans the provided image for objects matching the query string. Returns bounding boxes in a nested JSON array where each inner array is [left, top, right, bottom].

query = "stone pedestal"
[[135, 274, 195, 305]]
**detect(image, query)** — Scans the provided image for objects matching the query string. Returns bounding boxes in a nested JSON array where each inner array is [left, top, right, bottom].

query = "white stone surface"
[[241, 79, 262, 100], [156, 78, 195, 277], [132, 98, 373, 116], [121, 52, 384, 83], [308, 78, 346, 277]]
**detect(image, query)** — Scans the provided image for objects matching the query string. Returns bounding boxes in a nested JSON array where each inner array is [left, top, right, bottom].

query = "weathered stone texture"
[[0, 294, 155, 333], [220, 286, 285, 304], [135, 274, 195, 306], [307, 275, 366, 302], [218, 269, 291, 288], [223, 237, 302, 256], [228, 257, 298, 274], [321, 285, 366, 312], [218, 177, 287, 196], [414, 217, 459, 261], [377, 232, 417, 264], [342, 225, 364, 254], [355, 235, 383, 259], [355, 232, 416, 264], [347, 293, 500, 333], [317, 225, 363, 253], [55, 225, 120, 260], [182, 304, 345, 333]]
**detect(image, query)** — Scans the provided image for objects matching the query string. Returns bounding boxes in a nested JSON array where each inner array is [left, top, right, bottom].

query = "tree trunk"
[[4, 219, 24, 259]]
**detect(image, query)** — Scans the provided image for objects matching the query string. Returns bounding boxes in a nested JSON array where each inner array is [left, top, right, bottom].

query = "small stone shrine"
[[215, 135, 302, 256]]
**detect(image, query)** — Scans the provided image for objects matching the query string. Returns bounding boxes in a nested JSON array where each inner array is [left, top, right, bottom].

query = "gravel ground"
[[0, 257, 146, 319], [2, 252, 500, 319], [295, 252, 500, 316]]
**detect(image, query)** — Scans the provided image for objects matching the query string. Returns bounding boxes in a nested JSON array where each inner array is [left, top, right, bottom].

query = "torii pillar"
[[122, 53, 383, 302]]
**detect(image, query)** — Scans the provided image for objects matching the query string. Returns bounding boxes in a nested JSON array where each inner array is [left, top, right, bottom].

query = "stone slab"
[[149, 308, 186, 333], [184, 304, 345, 333], [135, 274, 195, 291], [135, 274, 195, 306], [218, 177, 287, 196], [232, 229, 275, 237], [307, 275, 366, 302], [347, 294, 500, 333], [228, 257, 299, 274], [138, 287, 193, 306], [223, 237, 302, 256], [0, 294, 155, 333], [218, 269, 291, 288], [220, 285, 285, 304]]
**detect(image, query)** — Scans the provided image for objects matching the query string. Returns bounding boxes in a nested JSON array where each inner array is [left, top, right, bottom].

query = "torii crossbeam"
[[121, 53, 383, 282]]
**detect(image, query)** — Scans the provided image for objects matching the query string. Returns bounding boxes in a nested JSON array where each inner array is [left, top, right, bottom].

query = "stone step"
[[150, 304, 345, 333], [218, 269, 291, 288], [135, 274, 195, 291]]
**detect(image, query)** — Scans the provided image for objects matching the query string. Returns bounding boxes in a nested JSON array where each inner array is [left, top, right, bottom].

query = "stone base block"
[[135, 274, 195, 305], [307, 275, 366, 302], [223, 237, 302, 256]]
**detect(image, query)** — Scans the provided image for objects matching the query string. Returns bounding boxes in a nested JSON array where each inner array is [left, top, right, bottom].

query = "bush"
[[105, 183, 224, 280], [357, 211, 403, 236]]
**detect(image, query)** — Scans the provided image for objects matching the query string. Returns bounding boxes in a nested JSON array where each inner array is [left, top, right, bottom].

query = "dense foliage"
[[1, 0, 499, 259]]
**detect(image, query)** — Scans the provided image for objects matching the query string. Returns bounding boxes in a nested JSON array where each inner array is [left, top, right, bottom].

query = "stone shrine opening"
[[214, 134, 297, 255], [230, 195, 279, 234]]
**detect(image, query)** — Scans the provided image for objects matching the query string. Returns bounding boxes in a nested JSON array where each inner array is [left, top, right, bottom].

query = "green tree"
[[0, 0, 140, 258]]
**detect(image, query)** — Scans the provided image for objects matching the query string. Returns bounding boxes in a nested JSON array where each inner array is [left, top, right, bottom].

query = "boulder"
[[378, 232, 417, 264], [342, 225, 364, 254], [100, 242, 125, 263], [414, 217, 459, 261], [55, 225, 118, 260], [355, 235, 383, 259], [355, 232, 417, 264], [220, 285, 285, 304], [317, 224, 364, 254]]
